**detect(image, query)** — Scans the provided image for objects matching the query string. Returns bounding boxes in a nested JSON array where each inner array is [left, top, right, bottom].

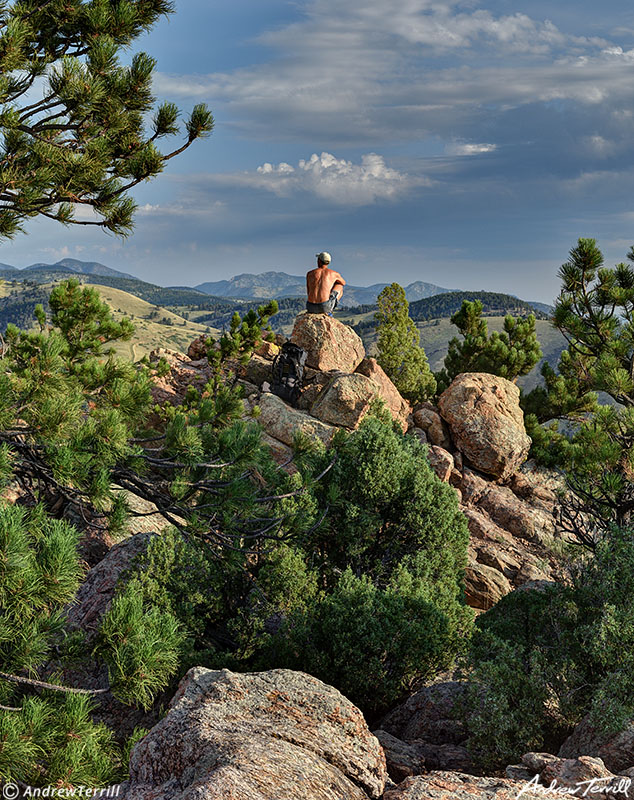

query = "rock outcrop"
[[379, 679, 474, 773], [558, 715, 634, 774], [149, 347, 212, 408], [123, 667, 387, 800], [373, 730, 426, 783], [291, 313, 365, 372], [146, 331, 568, 616], [311, 373, 379, 429], [355, 357, 411, 431], [258, 393, 337, 447], [464, 561, 513, 610], [438, 373, 531, 480], [506, 752, 634, 797], [413, 404, 452, 449], [65, 532, 155, 641]]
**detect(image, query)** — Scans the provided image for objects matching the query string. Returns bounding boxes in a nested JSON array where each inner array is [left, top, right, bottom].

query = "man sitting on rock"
[[306, 252, 346, 315]]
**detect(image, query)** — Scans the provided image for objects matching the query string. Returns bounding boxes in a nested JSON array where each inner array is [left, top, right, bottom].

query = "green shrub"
[[96, 579, 184, 710], [268, 565, 459, 717], [307, 414, 470, 585], [465, 526, 634, 770]]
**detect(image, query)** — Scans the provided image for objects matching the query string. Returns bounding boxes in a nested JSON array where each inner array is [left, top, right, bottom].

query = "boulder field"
[[155, 315, 568, 612]]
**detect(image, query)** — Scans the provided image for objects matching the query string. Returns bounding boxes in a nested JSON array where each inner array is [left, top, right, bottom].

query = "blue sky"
[[3, 0, 634, 302]]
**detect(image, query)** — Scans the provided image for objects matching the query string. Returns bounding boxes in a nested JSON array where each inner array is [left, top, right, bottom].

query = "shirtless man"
[[305, 252, 346, 314]]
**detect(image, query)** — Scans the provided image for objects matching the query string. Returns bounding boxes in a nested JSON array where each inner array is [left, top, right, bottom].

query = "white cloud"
[[137, 201, 225, 217], [583, 135, 617, 158], [232, 152, 426, 205], [445, 141, 497, 156], [151, 0, 631, 151]]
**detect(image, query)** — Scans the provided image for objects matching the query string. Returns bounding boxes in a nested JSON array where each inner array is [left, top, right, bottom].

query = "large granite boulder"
[[355, 357, 411, 431], [311, 373, 379, 429], [258, 392, 337, 446], [558, 715, 634, 774], [438, 373, 531, 480], [123, 667, 387, 800], [291, 313, 365, 372]]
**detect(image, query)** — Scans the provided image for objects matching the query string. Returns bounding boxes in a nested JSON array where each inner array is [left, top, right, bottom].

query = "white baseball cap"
[[316, 251, 331, 263]]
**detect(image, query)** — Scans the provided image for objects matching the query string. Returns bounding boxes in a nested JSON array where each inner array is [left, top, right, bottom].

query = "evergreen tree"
[[523, 239, 634, 545], [0, 0, 213, 238], [436, 299, 542, 392], [375, 283, 436, 403], [0, 283, 304, 784]]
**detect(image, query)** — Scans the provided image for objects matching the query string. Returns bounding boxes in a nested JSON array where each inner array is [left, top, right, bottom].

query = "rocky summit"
[[61, 315, 601, 799], [148, 315, 568, 615]]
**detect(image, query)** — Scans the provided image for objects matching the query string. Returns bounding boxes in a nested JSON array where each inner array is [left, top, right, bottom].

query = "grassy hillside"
[[0, 278, 220, 362], [85, 283, 220, 361]]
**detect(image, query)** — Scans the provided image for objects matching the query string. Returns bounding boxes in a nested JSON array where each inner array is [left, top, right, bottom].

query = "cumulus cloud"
[[236, 152, 425, 205]]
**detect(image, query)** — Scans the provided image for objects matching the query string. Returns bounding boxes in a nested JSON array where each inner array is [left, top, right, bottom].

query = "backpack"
[[271, 342, 308, 407]]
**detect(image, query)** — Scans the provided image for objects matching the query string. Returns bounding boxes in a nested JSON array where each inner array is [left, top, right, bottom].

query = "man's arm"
[[332, 271, 345, 298], [332, 270, 346, 286]]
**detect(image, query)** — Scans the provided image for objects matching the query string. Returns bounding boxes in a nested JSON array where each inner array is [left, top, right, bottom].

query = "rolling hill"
[[0, 258, 136, 279], [0, 278, 220, 361]]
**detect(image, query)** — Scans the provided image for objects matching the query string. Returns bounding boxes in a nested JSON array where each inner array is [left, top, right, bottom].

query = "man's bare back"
[[306, 265, 345, 304]]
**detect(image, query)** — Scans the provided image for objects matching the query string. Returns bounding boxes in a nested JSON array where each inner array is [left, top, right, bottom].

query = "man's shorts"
[[306, 290, 339, 314]]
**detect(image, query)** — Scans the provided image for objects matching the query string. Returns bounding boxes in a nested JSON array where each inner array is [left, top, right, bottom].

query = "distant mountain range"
[[194, 271, 454, 306], [0, 258, 135, 279], [0, 258, 552, 314]]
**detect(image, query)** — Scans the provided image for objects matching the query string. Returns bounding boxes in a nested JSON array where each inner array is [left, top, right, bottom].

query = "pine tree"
[[436, 299, 542, 392], [0, 0, 213, 238], [0, 284, 306, 784], [523, 239, 634, 545], [375, 283, 436, 403], [0, 503, 181, 785]]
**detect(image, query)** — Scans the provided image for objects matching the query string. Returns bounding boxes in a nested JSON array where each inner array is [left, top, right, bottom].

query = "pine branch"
[[0, 671, 108, 696]]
